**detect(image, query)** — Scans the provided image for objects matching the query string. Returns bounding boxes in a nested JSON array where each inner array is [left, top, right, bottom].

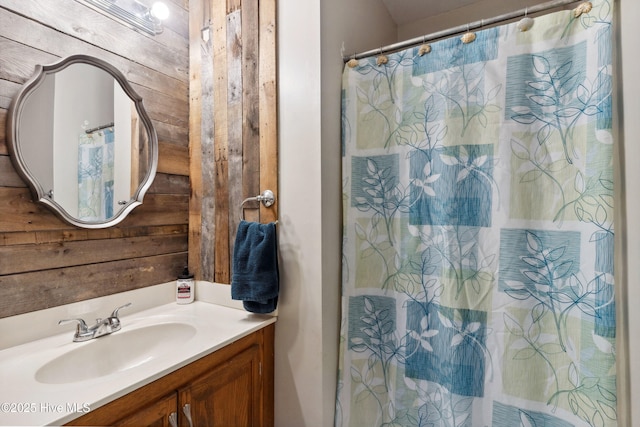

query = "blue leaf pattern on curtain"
[[337, 2, 615, 426], [78, 128, 115, 221]]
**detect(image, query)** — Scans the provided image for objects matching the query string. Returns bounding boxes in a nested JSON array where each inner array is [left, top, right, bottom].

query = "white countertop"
[[0, 297, 275, 426]]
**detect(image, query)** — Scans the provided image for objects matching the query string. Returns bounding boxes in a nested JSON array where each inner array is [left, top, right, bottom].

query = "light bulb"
[[150, 2, 169, 21]]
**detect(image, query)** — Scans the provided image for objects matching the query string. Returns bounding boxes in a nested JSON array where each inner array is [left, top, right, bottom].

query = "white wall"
[[112, 83, 133, 209], [277, 0, 638, 425], [276, 0, 324, 423], [320, 1, 396, 426], [276, 0, 395, 426], [398, 0, 550, 40]]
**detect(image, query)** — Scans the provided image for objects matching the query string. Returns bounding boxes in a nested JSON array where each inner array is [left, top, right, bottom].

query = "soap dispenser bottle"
[[176, 266, 195, 304]]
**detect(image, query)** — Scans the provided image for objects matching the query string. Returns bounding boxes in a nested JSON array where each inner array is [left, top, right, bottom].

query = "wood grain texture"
[[158, 142, 190, 176], [0, 0, 188, 81], [212, 0, 231, 283], [259, 0, 279, 224], [0, 225, 188, 247], [0, 13, 187, 99], [227, 9, 244, 269], [241, 0, 261, 224], [261, 318, 276, 427], [189, 0, 279, 283], [112, 392, 177, 427], [0, 155, 23, 187], [0, 253, 188, 318], [0, 1, 189, 318], [1, 0, 280, 316], [0, 189, 188, 232], [148, 173, 190, 195], [0, 234, 188, 275], [188, 0, 205, 280]]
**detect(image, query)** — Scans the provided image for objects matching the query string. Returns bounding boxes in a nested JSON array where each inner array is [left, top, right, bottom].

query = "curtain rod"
[[343, 0, 584, 62], [85, 122, 114, 134]]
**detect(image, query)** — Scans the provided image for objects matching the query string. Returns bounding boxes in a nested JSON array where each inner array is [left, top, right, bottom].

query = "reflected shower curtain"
[[337, 1, 616, 426], [78, 128, 115, 221]]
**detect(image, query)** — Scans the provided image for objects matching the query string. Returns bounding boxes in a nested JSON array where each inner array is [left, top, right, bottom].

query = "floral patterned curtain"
[[78, 127, 115, 221], [337, 1, 616, 426]]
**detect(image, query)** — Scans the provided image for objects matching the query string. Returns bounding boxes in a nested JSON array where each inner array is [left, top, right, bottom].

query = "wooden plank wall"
[[0, 0, 190, 318], [189, 0, 278, 283]]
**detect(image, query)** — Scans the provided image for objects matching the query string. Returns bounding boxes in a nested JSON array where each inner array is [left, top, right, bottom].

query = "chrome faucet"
[[59, 303, 132, 342]]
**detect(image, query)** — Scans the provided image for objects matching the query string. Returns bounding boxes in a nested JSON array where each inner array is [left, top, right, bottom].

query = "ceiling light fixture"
[[79, 0, 170, 35]]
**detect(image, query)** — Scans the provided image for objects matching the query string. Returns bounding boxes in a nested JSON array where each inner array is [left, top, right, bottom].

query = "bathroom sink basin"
[[35, 322, 197, 384]]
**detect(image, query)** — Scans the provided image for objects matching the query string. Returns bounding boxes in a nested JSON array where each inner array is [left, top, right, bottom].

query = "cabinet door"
[[179, 344, 261, 427], [114, 392, 178, 427]]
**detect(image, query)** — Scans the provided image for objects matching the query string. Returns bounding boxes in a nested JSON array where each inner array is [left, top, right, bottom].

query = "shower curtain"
[[337, 1, 615, 426], [78, 128, 115, 221]]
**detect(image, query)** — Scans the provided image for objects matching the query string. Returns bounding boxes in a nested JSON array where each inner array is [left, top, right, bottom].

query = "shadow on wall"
[[273, 214, 306, 425]]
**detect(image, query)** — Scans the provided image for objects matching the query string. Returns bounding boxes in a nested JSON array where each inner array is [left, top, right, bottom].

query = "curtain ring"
[[461, 23, 476, 44], [376, 48, 388, 66], [517, 7, 535, 32], [418, 35, 431, 56], [347, 53, 359, 68]]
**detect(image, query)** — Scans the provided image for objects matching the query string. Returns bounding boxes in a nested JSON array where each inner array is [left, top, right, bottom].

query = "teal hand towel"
[[231, 220, 279, 313]]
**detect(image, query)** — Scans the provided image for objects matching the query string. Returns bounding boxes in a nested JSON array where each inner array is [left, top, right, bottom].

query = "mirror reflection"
[[8, 55, 157, 228]]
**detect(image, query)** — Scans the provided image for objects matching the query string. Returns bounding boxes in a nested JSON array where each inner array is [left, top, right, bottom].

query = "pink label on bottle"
[[177, 284, 191, 298]]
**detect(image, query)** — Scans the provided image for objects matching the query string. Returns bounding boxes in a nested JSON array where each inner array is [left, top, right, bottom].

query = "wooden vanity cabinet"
[[66, 324, 274, 427], [113, 392, 177, 427]]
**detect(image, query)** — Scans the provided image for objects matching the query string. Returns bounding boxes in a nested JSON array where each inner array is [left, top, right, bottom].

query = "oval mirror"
[[7, 55, 157, 228]]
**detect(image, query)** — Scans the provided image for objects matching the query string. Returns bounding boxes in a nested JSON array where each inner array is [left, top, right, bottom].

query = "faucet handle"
[[58, 318, 89, 333], [110, 302, 132, 319]]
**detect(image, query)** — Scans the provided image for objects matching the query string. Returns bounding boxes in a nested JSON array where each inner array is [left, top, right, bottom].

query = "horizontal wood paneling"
[[0, 0, 190, 318], [149, 173, 190, 195], [0, 0, 188, 81], [0, 155, 22, 187], [0, 189, 188, 232], [0, 234, 188, 275], [0, 253, 188, 318], [0, 224, 188, 247], [158, 142, 190, 175]]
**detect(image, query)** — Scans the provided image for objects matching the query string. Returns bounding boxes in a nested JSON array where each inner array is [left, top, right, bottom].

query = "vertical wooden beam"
[[241, 0, 260, 224], [259, 0, 278, 224], [227, 9, 243, 271], [212, 0, 230, 283], [199, 0, 218, 281], [226, 0, 241, 14], [188, 0, 203, 279]]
